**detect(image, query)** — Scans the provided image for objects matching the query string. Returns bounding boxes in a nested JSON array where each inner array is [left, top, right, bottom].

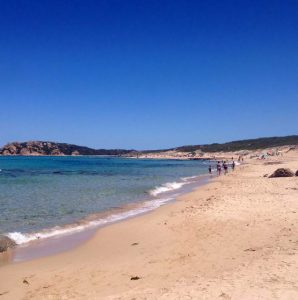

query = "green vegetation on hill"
[[1, 135, 297, 156], [174, 135, 298, 153]]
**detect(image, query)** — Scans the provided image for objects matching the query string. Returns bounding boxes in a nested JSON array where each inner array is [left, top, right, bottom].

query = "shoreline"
[[1, 151, 298, 299], [1, 174, 210, 264]]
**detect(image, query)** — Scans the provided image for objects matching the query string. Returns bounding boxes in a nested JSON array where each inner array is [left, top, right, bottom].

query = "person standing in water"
[[217, 161, 221, 176], [232, 160, 235, 171], [208, 165, 212, 175], [223, 161, 228, 175]]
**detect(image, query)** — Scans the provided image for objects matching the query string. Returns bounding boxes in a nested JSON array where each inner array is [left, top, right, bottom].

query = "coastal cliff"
[[0, 141, 132, 156]]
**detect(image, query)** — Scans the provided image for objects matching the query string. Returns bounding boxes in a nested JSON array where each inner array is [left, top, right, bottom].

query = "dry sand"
[[1, 150, 298, 299]]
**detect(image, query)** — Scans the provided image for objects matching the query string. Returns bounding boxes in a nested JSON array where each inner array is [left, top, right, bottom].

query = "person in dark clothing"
[[232, 160, 235, 171], [223, 161, 228, 175], [217, 161, 221, 176]]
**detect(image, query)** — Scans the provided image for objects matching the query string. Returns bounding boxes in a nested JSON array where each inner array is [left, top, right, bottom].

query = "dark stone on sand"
[[0, 235, 16, 253], [269, 168, 294, 178], [23, 279, 29, 285], [295, 170, 298, 176], [244, 248, 256, 252], [130, 276, 141, 280]]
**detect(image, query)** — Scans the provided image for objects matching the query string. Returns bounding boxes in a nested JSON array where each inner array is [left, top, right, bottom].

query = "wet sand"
[[1, 150, 298, 299], [1, 175, 209, 264]]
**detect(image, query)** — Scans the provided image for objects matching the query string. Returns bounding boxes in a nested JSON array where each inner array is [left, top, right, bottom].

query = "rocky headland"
[[0, 141, 132, 156]]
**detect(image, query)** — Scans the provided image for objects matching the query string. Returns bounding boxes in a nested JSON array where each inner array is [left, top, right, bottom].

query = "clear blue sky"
[[0, 0, 297, 150]]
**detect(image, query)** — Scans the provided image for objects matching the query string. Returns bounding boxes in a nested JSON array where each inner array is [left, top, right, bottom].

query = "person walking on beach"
[[217, 161, 221, 176], [223, 161, 228, 175], [208, 165, 212, 175], [232, 160, 235, 171]]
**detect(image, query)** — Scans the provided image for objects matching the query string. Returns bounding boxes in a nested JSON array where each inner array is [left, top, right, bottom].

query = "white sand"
[[1, 150, 298, 299]]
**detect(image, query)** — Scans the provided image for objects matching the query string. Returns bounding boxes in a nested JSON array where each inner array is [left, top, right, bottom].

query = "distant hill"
[[1, 135, 297, 156], [0, 141, 132, 156], [174, 135, 298, 153]]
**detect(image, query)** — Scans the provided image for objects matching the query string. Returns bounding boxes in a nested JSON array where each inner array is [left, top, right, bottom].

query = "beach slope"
[[1, 151, 298, 299]]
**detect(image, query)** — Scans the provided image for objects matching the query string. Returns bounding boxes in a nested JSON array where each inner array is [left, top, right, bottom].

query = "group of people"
[[208, 159, 236, 176]]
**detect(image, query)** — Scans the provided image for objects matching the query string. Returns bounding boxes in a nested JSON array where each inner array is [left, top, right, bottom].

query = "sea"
[[0, 156, 209, 246]]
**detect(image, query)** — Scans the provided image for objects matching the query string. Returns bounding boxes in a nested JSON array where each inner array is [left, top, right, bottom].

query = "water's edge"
[[1, 174, 210, 265]]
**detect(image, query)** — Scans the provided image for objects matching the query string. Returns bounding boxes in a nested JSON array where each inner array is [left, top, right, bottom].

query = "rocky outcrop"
[[71, 150, 80, 156], [0, 141, 133, 156], [269, 168, 294, 178], [0, 235, 16, 253], [0, 141, 50, 156]]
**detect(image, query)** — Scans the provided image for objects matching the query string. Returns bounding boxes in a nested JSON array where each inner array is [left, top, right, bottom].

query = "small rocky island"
[[0, 141, 132, 156]]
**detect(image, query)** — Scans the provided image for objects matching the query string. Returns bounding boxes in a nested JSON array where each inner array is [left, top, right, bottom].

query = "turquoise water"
[[0, 156, 208, 244]]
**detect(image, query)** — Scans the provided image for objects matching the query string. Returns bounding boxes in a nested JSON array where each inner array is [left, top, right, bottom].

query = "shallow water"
[[0, 156, 208, 244]]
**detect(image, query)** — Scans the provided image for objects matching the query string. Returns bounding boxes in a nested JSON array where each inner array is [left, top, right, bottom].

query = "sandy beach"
[[1, 150, 298, 299]]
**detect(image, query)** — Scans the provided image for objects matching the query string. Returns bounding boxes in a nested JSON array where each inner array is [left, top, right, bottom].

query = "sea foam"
[[6, 196, 175, 245], [149, 181, 188, 197]]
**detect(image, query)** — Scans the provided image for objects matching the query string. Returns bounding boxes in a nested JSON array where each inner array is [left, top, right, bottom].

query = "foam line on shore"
[[149, 182, 187, 196], [6, 174, 207, 246], [6, 196, 175, 245], [149, 175, 202, 197]]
